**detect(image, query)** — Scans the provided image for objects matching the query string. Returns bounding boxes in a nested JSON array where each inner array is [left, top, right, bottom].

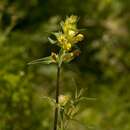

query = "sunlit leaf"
[[48, 37, 57, 44]]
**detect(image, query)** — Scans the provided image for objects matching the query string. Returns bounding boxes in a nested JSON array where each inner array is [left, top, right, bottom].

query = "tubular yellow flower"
[[57, 34, 66, 44], [50, 15, 84, 54], [68, 30, 76, 37], [63, 43, 71, 51], [65, 15, 78, 24], [76, 33, 84, 41], [63, 15, 78, 34], [57, 34, 72, 50], [71, 33, 84, 44]]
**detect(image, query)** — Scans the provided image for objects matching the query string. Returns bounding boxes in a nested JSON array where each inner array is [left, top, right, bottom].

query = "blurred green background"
[[0, 0, 130, 130]]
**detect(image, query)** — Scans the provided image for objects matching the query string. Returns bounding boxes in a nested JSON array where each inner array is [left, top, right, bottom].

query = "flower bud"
[[51, 52, 58, 63], [73, 50, 80, 56], [68, 30, 76, 37], [63, 52, 74, 62], [76, 34, 84, 42], [66, 15, 78, 24], [59, 95, 70, 106]]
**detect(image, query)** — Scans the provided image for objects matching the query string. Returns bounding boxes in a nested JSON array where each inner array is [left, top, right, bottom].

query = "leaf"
[[51, 32, 62, 37], [28, 56, 54, 65], [78, 28, 87, 32], [78, 88, 88, 98], [48, 37, 57, 44], [78, 88, 85, 98], [73, 97, 96, 106], [41, 96, 56, 105], [60, 21, 64, 28], [82, 97, 96, 100]]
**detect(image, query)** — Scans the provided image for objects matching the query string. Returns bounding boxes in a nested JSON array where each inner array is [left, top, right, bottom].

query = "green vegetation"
[[0, 0, 130, 130]]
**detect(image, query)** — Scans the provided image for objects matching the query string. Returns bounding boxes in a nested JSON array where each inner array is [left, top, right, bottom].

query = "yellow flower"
[[65, 15, 78, 24], [68, 30, 76, 37], [71, 33, 84, 44], [57, 34, 66, 44], [63, 15, 78, 34], [57, 34, 72, 50], [54, 16, 84, 53], [63, 43, 72, 51], [76, 34, 84, 41]]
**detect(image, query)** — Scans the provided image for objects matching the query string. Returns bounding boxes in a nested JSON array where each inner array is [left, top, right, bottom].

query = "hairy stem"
[[53, 65, 60, 130]]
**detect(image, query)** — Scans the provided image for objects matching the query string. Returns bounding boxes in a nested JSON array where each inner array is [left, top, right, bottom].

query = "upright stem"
[[53, 65, 60, 130]]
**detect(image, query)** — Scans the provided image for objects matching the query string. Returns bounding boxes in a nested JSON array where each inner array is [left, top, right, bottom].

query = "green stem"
[[53, 64, 60, 130], [61, 119, 64, 130]]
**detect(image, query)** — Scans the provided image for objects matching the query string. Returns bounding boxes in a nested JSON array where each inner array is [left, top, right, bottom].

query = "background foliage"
[[0, 0, 130, 130]]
